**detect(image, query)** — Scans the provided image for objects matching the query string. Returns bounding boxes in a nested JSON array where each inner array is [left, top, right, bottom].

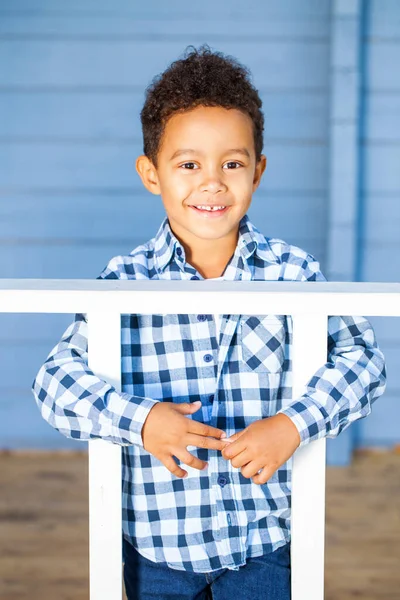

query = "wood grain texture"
[[0, 449, 399, 599]]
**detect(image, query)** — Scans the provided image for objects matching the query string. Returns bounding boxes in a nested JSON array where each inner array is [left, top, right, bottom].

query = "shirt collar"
[[153, 213, 280, 274]]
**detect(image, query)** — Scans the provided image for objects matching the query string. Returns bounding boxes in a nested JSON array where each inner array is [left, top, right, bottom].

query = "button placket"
[[214, 486, 235, 561]]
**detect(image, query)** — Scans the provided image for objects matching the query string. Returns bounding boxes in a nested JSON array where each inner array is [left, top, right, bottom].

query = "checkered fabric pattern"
[[32, 213, 387, 573]]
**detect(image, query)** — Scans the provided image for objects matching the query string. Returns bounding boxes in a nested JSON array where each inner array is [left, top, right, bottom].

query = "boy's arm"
[[31, 257, 160, 447], [32, 312, 160, 447], [276, 253, 387, 447]]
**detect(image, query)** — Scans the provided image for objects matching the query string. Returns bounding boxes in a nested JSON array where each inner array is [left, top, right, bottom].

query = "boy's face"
[[136, 105, 267, 251]]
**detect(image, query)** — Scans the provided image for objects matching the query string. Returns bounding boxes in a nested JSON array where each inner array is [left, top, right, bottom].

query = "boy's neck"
[[168, 219, 239, 280]]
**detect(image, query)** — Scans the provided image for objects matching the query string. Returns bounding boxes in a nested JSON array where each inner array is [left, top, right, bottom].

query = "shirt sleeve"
[[276, 253, 387, 447], [31, 258, 160, 447]]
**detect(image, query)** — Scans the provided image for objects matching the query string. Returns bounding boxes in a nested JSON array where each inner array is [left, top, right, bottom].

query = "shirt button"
[[197, 314, 207, 322], [203, 354, 213, 363], [218, 475, 228, 487], [191, 275, 200, 280], [176, 247, 182, 256]]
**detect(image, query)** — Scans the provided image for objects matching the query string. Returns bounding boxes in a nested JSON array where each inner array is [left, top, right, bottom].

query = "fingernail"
[[221, 432, 227, 438]]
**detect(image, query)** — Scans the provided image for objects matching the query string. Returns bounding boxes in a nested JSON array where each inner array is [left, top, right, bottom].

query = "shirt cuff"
[[105, 391, 161, 447], [276, 397, 330, 448]]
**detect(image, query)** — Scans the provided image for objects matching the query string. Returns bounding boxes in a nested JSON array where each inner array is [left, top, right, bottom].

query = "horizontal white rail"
[[0, 280, 399, 316], [0, 281, 398, 600]]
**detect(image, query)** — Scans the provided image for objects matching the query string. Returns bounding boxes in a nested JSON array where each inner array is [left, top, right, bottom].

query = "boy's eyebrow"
[[170, 148, 251, 160]]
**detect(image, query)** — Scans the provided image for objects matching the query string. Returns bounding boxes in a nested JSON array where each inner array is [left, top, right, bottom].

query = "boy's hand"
[[141, 400, 230, 478], [221, 414, 301, 485]]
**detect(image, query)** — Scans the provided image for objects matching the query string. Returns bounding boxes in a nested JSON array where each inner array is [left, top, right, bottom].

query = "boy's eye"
[[179, 161, 242, 170]]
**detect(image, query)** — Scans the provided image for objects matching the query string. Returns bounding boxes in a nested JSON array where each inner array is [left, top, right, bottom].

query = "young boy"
[[32, 44, 386, 600]]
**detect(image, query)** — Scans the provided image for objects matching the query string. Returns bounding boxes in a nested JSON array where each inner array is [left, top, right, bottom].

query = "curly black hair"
[[140, 44, 264, 168]]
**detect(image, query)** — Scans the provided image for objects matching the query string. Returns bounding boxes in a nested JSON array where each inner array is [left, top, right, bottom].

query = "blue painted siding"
[[0, 0, 398, 461], [355, 0, 400, 448]]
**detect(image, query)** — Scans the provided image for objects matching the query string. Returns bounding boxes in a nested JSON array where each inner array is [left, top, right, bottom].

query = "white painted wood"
[[87, 312, 123, 600], [0, 282, 398, 598], [291, 315, 328, 600], [0, 280, 400, 316]]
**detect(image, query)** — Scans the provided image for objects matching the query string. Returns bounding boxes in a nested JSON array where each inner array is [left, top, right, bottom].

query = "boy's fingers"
[[162, 455, 188, 479], [189, 421, 227, 440], [222, 436, 247, 459], [230, 449, 251, 469], [252, 465, 274, 486], [223, 430, 244, 443], [173, 401, 202, 415], [185, 433, 230, 452], [176, 449, 208, 471]]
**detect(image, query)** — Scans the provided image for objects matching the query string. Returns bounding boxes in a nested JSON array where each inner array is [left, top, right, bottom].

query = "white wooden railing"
[[1, 279, 399, 600]]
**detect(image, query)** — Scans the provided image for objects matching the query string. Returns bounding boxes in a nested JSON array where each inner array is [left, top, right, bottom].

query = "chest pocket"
[[239, 315, 286, 373]]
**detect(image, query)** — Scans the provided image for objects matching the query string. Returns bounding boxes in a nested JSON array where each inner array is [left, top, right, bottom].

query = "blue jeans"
[[123, 537, 291, 600]]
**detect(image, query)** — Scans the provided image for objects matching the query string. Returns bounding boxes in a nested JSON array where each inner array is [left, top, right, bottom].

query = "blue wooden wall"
[[353, 0, 400, 452], [0, 0, 398, 464]]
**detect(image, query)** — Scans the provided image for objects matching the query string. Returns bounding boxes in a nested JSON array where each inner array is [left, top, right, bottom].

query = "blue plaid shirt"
[[32, 214, 386, 573]]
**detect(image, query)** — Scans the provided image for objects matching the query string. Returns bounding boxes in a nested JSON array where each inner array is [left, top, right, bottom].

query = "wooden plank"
[[0, 91, 327, 140], [0, 0, 331, 20], [362, 245, 400, 281], [364, 314, 400, 340], [291, 314, 328, 600], [0, 244, 129, 279], [365, 93, 400, 142], [326, 0, 361, 290], [0, 40, 329, 89], [364, 193, 400, 241], [1, 280, 399, 316], [0, 13, 330, 38], [87, 311, 122, 600], [0, 193, 326, 244], [369, 0, 400, 38], [0, 312, 71, 342], [0, 144, 328, 189], [1, 449, 399, 599], [364, 145, 400, 192], [367, 42, 400, 91]]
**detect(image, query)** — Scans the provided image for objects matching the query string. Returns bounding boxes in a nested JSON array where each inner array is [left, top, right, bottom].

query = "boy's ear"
[[252, 154, 267, 192], [135, 155, 161, 195]]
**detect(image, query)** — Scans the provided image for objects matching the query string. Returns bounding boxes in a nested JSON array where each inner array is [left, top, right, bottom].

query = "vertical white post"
[[87, 312, 123, 600], [291, 314, 328, 600]]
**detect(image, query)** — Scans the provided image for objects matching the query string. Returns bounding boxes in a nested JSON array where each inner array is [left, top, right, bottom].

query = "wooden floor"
[[0, 449, 399, 600]]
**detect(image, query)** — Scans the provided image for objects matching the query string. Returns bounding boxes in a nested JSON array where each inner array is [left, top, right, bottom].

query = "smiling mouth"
[[189, 205, 230, 215]]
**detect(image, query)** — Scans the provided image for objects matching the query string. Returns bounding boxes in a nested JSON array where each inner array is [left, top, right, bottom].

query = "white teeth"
[[194, 205, 226, 211]]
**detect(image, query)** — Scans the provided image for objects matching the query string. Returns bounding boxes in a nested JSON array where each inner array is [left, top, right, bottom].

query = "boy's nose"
[[200, 175, 227, 194]]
